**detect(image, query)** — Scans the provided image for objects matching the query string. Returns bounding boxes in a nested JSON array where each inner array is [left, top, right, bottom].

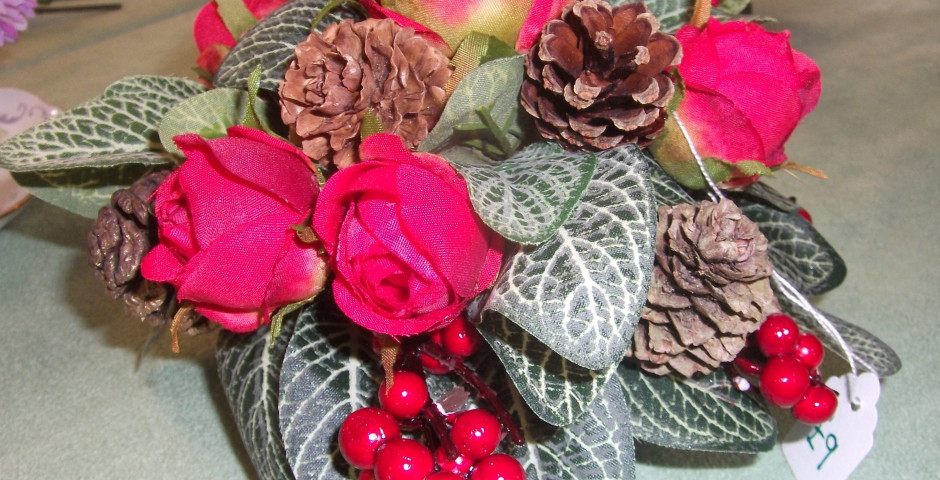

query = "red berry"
[[425, 473, 466, 480], [339, 408, 402, 469], [450, 409, 502, 460], [442, 317, 483, 357], [793, 333, 825, 369], [359, 471, 377, 480], [792, 385, 838, 424], [733, 355, 763, 377], [759, 356, 811, 407], [470, 454, 526, 480], [756, 313, 801, 357], [379, 371, 430, 419], [373, 438, 434, 480], [434, 447, 473, 476], [797, 208, 813, 223]]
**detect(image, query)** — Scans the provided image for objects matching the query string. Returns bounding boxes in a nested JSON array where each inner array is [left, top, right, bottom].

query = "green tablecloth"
[[2, 1, 937, 478]]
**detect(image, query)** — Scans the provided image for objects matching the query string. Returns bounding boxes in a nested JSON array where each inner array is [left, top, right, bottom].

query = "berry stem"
[[418, 342, 525, 446], [422, 404, 458, 459]]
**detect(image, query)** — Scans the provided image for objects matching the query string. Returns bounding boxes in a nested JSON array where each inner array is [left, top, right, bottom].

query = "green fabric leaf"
[[617, 363, 777, 452], [214, 0, 364, 91], [278, 299, 377, 480], [646, 151, 694, 207], [736, 197, 847, 295], [482, 144, 657, 371], [216, 323, 296, 480], [158, 87, 275, 156], [419, 55, 526, 156], [216, 0, 259, 39], [742, 181, 802, 212], [450, 142, 596, 244], [778, 299, 902, 378], [733, 160, 774, 177], [479, 314, 615, 427], [716, 0, 752, 15], [12, 163, 162, 218], [0, 75, 204, 172], [632, 0, 693, 33]]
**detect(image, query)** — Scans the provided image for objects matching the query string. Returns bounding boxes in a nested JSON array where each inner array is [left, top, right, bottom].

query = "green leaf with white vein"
[[646, 151, 694, 207], [620, 0, 692, 33], [483, 144, 656, 371], [778, 298, 902, 378], [279, 298, 378, 480], [217, 322, 296, 480], [419, 55, 527, 156], [617, 362, 777, 452], [479, 314, 614, 426], [736, 197, 847, 295], [12, 164, 162, 218], [214, 0, 364, 91], [452, 142, 596, 244], [0, 76, 203, 172]]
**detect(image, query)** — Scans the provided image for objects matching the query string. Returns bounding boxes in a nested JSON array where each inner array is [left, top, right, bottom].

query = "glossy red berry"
[[760, 356, 811, 407], [434, 447, 474, 476], [339, 407, 402, 469], [379, 371, 430, 419], [756, 313, 801, 357], [358, 471, 377, 480], [792, 385, 838, 424], [442, 316, 483, 357], [470, 454, 526, 480], [797, 208, 813, 223], [425, 473, 466, 480], [450, 409, 502, 460], [733, 355, 763, 377], [793, 333, 825, 369], [373, 438, 434, 480]]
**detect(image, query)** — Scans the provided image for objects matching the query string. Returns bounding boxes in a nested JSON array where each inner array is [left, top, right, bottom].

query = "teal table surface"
[[1, 1, 937, 478]]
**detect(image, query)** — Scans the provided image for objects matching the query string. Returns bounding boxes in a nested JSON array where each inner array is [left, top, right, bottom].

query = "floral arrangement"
[[0, 0, 901, 479]]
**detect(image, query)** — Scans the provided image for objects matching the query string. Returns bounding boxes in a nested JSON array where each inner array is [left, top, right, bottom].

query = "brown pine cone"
[[626, 198, 779, 377], [87, 171, 212, 335], [279, 18, 452, 168], [520, 0, 681, 150]]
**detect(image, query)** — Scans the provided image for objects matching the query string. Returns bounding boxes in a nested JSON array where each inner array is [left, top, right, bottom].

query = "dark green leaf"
[[217, 323, 296, 480], [778, 299, 901, 378], [630, 0, 693, 33], [451, 142, 596, 244], [279, 299, 378, 480], [617, 363, 777, 452], [737, 197, 847, 295], [646, 151, 694, 207], [482, 144, 657, 371], [213, 0, 364, 91]]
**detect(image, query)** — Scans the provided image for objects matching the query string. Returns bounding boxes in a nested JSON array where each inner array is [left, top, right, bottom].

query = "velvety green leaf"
[[279, 299, 378, 480], [482, 144, 657, 371], [737, 197, 847, 295], [646, 151, 694, 207], [0, 76, 203, 172], [742, 181, 801, 212], [217, 322, 296, 480], [12, 163, 163, 218], [213, 0, 364, 91], [617, 363, 777, 452], [479, 315, 615, 426], [778, 299, 902, 378], [716, 0, 752, 15], [451, 142, 596, 244], [158, 87, 275, 156], [630, 0, 693, 33], [419, 55, 526, 155], [503, 366, 636, 479]]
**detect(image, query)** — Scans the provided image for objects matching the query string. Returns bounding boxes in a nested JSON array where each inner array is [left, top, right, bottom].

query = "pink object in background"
[[0, 0, 37, 46]]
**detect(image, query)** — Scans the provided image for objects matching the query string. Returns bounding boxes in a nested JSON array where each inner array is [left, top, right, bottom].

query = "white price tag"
[[783, 372, 880, 480]]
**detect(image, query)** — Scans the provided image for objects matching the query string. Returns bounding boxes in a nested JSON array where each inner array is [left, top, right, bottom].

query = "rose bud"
[[313, 134, 505, 336], [141, 127, 329, 333]]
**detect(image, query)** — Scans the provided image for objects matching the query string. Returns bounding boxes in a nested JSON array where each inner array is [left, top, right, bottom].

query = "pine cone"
[[87, 171, 212, 335], [520, 0, 681, 150], [279, 18, 452, 168], [627, 198, 779, 377]]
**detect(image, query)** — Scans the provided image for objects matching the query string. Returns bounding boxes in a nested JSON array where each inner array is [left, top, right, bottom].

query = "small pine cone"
[[279, 18, 452, 168], [87, 171, 213, 335], [627, 198, 779, 377], [521, 0, 681, 150]]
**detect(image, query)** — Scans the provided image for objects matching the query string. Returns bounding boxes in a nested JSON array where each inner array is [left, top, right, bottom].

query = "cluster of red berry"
[[732, 313, 838, 424], [339, 317, 527, 480]]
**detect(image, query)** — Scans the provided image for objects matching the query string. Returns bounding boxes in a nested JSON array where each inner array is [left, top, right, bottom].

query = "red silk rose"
[[313, 134, 505, 336], [193, 0, 290, 79], [650, 19, 822, 188], [141, 127, 329, 333]]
